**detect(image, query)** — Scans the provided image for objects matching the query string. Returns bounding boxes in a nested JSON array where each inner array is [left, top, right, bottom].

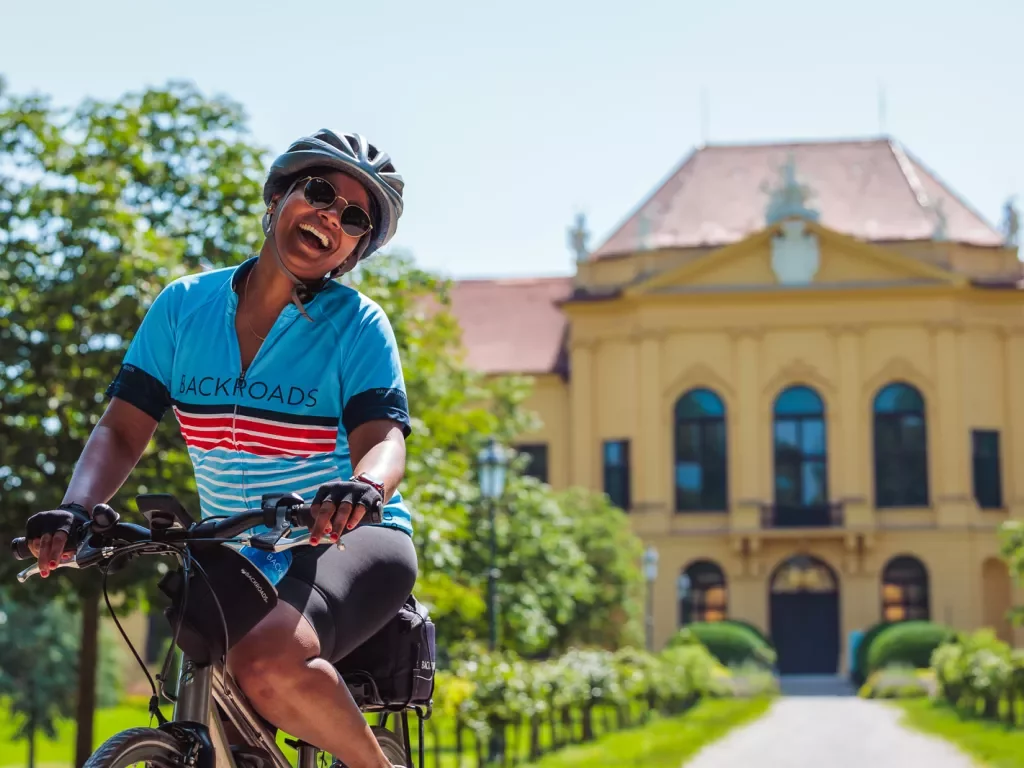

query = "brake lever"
[[17, 557, 81, 583]]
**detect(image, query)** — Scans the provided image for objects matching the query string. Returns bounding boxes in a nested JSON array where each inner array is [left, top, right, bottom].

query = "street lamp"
[[478, 438, 508, 652], [677, 572, 691, 628], [643, 545, 659, 651]]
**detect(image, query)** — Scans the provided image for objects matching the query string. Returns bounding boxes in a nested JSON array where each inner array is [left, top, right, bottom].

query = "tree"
[[1000, 520, 1024, 626], [0, 78, 267, 765], [0, 589, 121, 768], [553, 487, 645, 651]]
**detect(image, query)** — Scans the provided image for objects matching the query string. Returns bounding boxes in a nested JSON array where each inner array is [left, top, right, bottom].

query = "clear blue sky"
[[4, 0, 1021, 278]]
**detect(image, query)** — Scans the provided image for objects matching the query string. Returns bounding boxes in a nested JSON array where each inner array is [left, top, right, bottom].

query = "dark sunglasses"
[[301, 177, 373, 238]]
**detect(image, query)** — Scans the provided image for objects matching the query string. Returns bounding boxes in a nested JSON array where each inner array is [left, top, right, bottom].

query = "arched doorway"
[[679, 560, 728, 626], [770, 554, 840, 674]]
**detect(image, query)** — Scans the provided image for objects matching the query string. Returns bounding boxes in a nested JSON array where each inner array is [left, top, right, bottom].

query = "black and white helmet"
[[263, 129, 404, 262]]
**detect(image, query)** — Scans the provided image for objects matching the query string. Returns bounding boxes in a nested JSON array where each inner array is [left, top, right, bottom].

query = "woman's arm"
[[307, 419, 407, 543], [348, 418, 407, 501]]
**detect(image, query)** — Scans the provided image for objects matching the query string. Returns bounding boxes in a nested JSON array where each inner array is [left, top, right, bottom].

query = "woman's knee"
[[228, 603, 318, 702]]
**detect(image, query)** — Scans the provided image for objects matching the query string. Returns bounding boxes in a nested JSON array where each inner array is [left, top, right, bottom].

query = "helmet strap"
[[262, 177, 337, 322]]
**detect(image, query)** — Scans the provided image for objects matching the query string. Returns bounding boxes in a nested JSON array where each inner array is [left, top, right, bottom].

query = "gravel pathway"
[[683, 697, 980, 767]]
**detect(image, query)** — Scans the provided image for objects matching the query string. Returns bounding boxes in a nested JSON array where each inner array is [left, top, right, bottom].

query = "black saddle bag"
[[334, 595, 436, 710], [157, 544, 279, 665]]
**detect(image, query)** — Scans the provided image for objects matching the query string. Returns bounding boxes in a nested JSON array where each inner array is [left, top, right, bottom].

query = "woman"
[[24, 130, 417, 768]]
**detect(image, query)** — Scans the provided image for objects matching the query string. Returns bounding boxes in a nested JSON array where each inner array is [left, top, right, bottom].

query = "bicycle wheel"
[[370, 726, 408, 766], [83, 727, 186, 768]]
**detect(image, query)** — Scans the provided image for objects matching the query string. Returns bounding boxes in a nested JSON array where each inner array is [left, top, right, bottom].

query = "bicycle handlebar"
[[7, 493, 345, 583]]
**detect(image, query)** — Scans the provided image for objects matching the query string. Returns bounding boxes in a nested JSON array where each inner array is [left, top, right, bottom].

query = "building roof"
[[448, 277, 573, 375], [593, 137, 1004, 258]]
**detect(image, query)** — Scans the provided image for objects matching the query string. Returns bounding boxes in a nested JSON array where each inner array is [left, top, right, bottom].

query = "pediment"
[[624, 220, 966, 296]]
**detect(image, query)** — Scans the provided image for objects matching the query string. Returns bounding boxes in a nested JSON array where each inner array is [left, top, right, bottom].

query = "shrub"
[[851, 621, 893, 686], [674, 622, 777, 669], [721, 619, 773, 648], [867, 621, 954, 675], [858, 665, 935, 699]]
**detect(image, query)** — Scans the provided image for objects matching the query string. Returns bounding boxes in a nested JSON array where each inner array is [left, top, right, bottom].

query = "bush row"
[[668, 621, 777, 669], [932, 629, 1024, 726], [851, 620, 954, 686], [429, 635, 777, 764]]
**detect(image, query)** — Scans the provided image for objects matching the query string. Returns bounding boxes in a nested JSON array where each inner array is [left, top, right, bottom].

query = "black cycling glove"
[[312, 480, 384, 525], [25, 503, 91, 546]]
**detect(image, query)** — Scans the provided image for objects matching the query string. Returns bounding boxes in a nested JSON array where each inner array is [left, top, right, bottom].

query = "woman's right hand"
[[25, 507, 90, 578]]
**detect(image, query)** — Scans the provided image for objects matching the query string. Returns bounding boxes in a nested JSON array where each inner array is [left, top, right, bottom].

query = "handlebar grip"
[[289, 504, 316, 530], [10, 538, 33, 561]]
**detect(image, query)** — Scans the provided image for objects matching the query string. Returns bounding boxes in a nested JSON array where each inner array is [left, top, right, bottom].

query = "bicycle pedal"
[[230, 745, 274, 768]]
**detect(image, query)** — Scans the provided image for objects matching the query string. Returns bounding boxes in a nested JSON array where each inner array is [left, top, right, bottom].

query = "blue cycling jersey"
[[107, 257, 414, 581]]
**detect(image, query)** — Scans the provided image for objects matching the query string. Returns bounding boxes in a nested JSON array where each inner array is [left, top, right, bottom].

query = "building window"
[[603, 439, 630, 510], [773, 385, 828, 508], [679, 560, 727, 625], [674, 388, 728, 512], [874, 382, 929, 508], [972, 430, 1003, 509], [515, 443, 549, 484], [881, 555, 930, 621]]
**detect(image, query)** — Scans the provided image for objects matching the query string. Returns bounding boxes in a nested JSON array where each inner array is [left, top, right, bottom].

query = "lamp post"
[[677, 572, 691, 628], [643, 545, 659, 651], [478, 438, 508, 652]]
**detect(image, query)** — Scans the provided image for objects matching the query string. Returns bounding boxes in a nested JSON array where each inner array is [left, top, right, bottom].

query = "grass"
[[1, 697, 771, 768], [523, 697, 773, 768], [895, 698, 1024, 768]]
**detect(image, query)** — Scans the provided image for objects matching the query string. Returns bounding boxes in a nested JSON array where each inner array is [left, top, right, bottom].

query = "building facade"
[[450, 138, 1024, 674]]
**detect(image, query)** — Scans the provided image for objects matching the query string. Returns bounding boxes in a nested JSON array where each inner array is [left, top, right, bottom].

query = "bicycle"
[[11, 492, 433, 768]]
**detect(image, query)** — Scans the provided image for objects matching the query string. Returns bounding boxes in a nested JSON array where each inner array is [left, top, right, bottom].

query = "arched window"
[[874, 383, 929, 508], [679, 560, 727, 625], [881, 555, 930, 621], [773, 386, 828, 509], [674, 389, 728, 511]]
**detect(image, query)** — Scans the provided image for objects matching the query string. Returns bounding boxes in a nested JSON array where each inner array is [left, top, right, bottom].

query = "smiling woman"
[[23, 129, 418, 768]]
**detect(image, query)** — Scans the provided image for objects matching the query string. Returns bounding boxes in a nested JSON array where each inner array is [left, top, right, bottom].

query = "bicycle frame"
[[172, 654, 295, 768], [171, 652, 408, 768]]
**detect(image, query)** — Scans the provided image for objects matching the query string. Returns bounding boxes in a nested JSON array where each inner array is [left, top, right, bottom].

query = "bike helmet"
[[260, 129, 405, 318]]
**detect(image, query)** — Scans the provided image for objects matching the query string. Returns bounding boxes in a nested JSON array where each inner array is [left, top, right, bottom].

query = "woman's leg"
[[229, 526, 417, 768], [228, 601, 393, 768]]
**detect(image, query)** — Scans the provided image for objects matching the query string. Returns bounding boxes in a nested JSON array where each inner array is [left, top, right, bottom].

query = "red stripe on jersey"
[[174, 408, 338, 441]]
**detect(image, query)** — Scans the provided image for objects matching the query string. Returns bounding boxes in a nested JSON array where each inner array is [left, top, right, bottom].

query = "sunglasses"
[[300, 177, 373, 238]]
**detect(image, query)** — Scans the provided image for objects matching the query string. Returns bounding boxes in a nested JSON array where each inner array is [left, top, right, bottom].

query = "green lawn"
[[1, 697, 770, 768], [524, 697, 773, 768], [895, 699, 1024, 768]]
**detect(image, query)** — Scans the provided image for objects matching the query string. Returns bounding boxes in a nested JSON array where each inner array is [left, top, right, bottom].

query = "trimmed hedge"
[[867, 620, 954, 675], [673, 623, 777, 668], [852, 621, 894, 685], [722, 619, 772, 648]]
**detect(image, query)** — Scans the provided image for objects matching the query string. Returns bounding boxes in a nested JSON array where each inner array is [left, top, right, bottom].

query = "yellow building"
[[450, 138, 1024, 675]]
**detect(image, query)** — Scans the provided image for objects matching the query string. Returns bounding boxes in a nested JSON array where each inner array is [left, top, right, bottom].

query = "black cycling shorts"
[[275, 525, 418, 664]]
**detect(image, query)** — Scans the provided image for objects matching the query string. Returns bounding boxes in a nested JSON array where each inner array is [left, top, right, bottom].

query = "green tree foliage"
[[552, 487, 645, 651], [0, 78, 267, 765], [0, 590, 121, 768]]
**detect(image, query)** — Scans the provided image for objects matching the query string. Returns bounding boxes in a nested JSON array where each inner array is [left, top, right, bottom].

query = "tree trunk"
[[455, 718, 464, 764], [27, 720, 36, 768], [581, 705, 594, 742], [529, 716, 541, 760], [74, 588, 100, 768]]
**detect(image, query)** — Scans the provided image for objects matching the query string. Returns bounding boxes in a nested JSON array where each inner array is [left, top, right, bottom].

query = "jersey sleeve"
[[341, 301, 411, 437], [105, 283, 179, 422]]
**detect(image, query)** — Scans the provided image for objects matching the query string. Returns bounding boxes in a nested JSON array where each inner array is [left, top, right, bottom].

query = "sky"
[[3, 0, 1021, 279]]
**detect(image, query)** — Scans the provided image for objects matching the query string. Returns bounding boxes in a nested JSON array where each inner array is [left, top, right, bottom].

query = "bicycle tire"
[[83, 727, 187, 768], [370, 726, 408, 766]]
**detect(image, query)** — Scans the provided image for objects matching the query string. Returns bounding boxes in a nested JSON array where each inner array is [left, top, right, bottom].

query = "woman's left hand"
[[309, 480, 383, 544]]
